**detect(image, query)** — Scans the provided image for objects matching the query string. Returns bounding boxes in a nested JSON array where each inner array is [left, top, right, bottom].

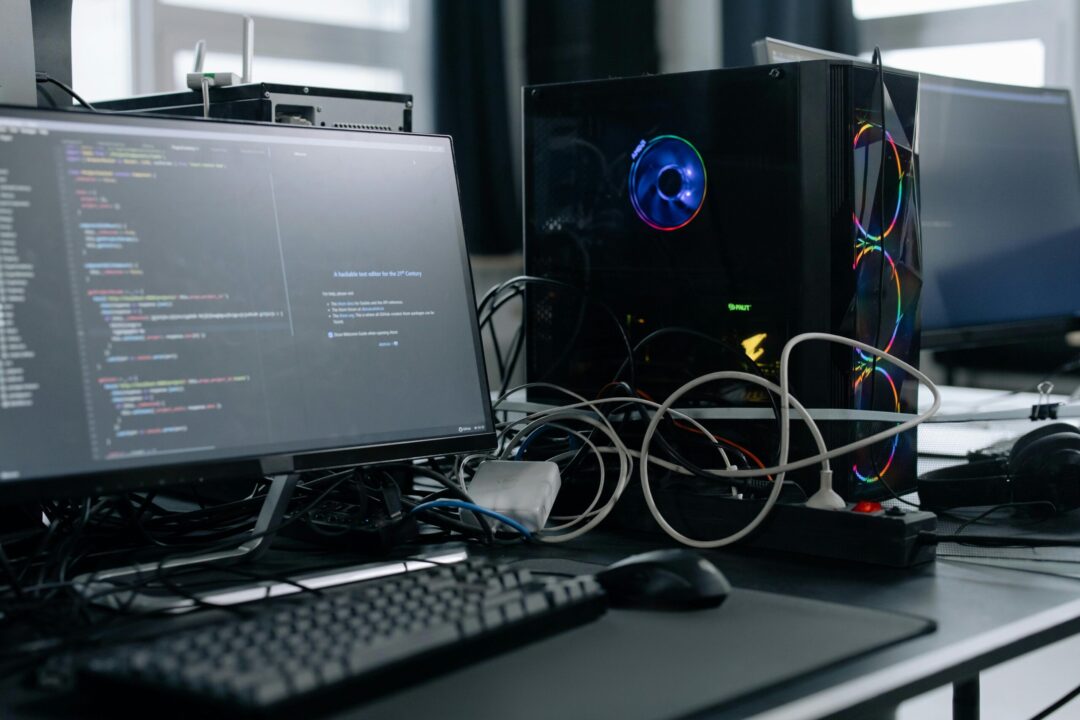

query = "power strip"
[[611, 485, 937, 567]]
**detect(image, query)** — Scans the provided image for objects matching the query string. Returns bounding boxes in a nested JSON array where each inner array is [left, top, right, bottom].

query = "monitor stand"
[[71, 474, 470, 613], [72, 473, 299, 612]]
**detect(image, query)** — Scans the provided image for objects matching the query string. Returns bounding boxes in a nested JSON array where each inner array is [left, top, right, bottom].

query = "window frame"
[[856, 0, 1080, 128], [126, 0, 434, 131]]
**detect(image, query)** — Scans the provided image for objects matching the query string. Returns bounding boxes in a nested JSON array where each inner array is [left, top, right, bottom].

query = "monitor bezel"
[[913, 77, 1080, 349], [0, 104, 496, 503]]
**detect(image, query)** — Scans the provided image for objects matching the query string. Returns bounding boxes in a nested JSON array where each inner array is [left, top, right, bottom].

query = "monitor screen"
[[0, 107, 494, 500], [917, 78, 1080, 346], [756, 38, 1080, 348]]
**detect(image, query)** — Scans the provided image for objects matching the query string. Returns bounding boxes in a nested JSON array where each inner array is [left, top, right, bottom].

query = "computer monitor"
[[755, 37, 1080, 350], [916, 77, 1080, 348], [0, 106, 495, 503]]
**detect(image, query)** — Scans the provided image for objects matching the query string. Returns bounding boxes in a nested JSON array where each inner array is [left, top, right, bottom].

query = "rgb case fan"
[[523, 61, 921, 500], [628, 135, 708, 231]]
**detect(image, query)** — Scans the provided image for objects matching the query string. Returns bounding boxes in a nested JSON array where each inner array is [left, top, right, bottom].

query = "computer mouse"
[[594, 548, 731, 610]]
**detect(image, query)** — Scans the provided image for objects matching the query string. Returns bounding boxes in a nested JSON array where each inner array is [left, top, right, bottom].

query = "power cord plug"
[[806, 470, 845, 510]]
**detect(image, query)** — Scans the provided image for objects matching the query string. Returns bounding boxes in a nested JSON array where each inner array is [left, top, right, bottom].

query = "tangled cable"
[[484, 332, 941, 548]]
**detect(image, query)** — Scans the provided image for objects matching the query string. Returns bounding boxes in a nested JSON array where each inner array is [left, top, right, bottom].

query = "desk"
[[3, 535, 1080, 720], [479, 534, 1080, 720]]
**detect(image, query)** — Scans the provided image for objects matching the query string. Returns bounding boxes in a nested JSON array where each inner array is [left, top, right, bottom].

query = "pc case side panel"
[[523, 68, 804, 413], [846, 67, 922, 500]]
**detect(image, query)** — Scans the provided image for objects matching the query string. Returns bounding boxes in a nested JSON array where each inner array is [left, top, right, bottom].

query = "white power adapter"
[[464, 461, 561, 533]]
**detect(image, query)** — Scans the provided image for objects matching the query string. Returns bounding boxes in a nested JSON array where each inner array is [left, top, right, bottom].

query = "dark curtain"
[[526, 0, 658, 85], [722, 0, 857, 68], [434, 1, 518, 255]]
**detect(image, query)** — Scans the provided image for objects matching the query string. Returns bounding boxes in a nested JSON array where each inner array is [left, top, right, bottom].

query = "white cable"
[[492, 383, 632, 541], [534, 415, 629, 542], [456, 453, 493, 492], [493, 389, 744, 539], [566, 337, 939, 480], [498, 336, 940, 478], [499, 419, 607, 532], [770, 333, 941, 475], [493, 336, 941, 548], [640, 370, 827, 548], [546, 448, 769, 521], [638, 332, 940, 547], [200, 76, 210, 118], [495, 390, 737, 468]]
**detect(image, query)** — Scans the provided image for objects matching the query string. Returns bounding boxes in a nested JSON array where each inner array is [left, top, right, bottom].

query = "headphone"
[[918, 423, 1080, 512]]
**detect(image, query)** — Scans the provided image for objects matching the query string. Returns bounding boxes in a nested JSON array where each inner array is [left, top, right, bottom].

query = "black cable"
[[377, 463, 495, 544], [34, 73, 97, 111], [922, 532, 1080, 548], [482, 284, 525, 384], [488, 312, 508, 379], [517, 323, 783, 493], [0, 542, 24, 599], [478, 275, 636, 392], [499, 323, 527, 397], [72, 471, 352, 581], [186, 562, 325, 599], [951, 501, 1058, 537], [0, 464, 485, 628], [611, 325, 784, 456], [17, 505, 70, 585]]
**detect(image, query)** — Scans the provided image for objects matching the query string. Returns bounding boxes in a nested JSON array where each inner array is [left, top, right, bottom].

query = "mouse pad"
[[343, 585, 934, 720]]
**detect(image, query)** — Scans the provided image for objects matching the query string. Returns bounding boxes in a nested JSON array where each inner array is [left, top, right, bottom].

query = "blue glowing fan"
[[628, 135, 707, 231]]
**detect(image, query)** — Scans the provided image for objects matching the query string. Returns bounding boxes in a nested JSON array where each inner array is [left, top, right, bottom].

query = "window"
[[171, 51, 404, 94], [856, 0, 1079, 127], [854, 0, 1034, 19], [72, 0, 433, 129], [159, 0, 409, 31], [866, 39, 1046, 87], [71, 0, 134, 101]]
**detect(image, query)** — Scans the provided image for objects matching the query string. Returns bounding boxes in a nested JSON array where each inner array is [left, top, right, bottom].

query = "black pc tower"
[[524, 60, 922, 501]]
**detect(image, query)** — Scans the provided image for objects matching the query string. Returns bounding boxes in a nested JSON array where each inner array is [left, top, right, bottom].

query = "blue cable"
[[409, 499, 533, 539], [515, 423, 579, 460]]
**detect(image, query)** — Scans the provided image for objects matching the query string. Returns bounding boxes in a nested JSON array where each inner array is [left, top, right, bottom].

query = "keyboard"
[[79, 558, 607, 716]]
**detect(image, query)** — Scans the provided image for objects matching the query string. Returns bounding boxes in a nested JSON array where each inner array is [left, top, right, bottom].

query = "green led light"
[[727, 303, 752, 312]]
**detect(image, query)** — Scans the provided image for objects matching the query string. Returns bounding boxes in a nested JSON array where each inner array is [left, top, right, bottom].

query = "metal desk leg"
[[953, 675, 980, 720]]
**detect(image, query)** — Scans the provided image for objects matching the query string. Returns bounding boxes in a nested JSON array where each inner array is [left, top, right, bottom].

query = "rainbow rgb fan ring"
[[852, 122, 903, 242], [851, 122, 908, 484], [628, 135, 707, 231]]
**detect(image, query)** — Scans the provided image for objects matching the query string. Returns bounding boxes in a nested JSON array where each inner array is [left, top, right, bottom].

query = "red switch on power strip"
[[852, 501, 883, 514]]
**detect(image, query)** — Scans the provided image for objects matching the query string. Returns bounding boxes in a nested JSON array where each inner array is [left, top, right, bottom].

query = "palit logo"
[[628, 135, 707, 231]]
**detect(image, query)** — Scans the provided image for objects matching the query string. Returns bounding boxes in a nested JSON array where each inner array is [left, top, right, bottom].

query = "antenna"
[[192, 38, 206, 73], [242, 16, 254, 83]]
